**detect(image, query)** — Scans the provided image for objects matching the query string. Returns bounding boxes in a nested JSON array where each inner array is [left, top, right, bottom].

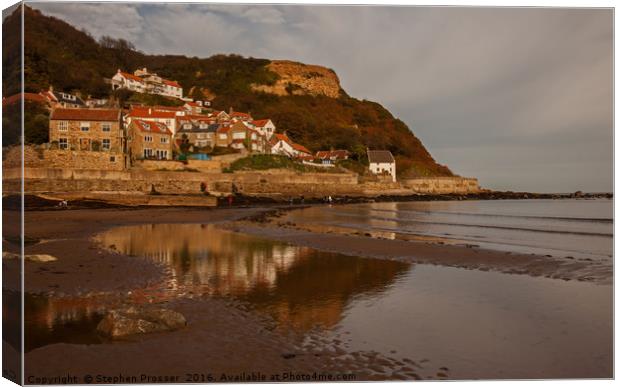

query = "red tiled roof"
[[272, 133, 290, 143], [50, 108, 120, 121], [128, 107, 177, 119], [3, 93, 48, 106], [270, 132, 310, 154], [152, 105, 185, 111], [292, 142, 311, 155], [163, 79, 181, 88], [252, 119, 271, 127], [119, 71, 144, 83], [230, 111, 252, 119], [131, 119, 172, 135]]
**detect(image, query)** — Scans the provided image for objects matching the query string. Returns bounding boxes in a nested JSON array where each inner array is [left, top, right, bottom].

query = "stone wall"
[[402, 177, 480, 194], [6, 167, 362, 197], [4, 145, 125, 171], [134, 159, 222, 172]]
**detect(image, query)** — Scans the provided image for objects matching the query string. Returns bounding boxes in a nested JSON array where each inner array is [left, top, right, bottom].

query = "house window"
[[102, 139, 111, 150], [110, 156, 116, 162], [102, 123, 111, 132], [160, 137, 168, 144], [144, 135, 153, 142], [80, 122, 90, 132], [144, 148, 153, 158], [156, 150, 168, 160], [59, 138, 68, 149], [58, 121, 68, 131], [183, 123, 191, 129], [219, 134, 227, 140]]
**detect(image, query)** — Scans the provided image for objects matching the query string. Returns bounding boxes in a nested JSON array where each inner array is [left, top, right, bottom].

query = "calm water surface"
[[21, 219, 612, 379]]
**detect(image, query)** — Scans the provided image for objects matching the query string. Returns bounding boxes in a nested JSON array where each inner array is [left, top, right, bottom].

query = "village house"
[[228, 121, 267, 153], [175, 119, 218, 150], [250, 119, 276, 139], [85, 97, 109, 108], [269, 132, 312, 159], [367, 150, 396, 182], [229, 109, 253, 123], [315, 149, 350, 165], [183, 101, 204, 115], [128, 119, 173, 161], [49, 108, 124, 154], [126, 107, 186, 135], [215, 124, 233, 148], [209, 110, 231, 122], [111, 70, 147, 93], [111, 68, 183, 99], [40, 87, 86, 108]]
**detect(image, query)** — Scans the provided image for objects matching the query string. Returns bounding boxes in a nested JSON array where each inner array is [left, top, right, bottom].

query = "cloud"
[[34, 3, 144, 42], [29, 3, 613, 192]]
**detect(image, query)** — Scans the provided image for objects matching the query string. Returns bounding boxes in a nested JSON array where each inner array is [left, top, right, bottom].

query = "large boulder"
[[97, 307, 186, 338]]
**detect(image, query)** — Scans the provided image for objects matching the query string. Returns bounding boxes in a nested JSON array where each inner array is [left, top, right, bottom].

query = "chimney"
[[229, 107, 233, 114], [148, 108, 152, 114], [49, 85, 54, 92]]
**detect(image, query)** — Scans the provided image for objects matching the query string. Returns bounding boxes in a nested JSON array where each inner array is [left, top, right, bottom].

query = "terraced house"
[[128, 119, 173, 161], [175, 118, 218, 149], [49, 108, 124, 153]]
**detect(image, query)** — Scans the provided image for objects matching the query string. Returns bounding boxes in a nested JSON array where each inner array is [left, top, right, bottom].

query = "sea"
[[285, 198, 613, 261]]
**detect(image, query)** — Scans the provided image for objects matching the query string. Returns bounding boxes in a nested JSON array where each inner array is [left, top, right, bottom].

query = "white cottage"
[[250, 119, 276, 139], [367, 150, 396, 182]]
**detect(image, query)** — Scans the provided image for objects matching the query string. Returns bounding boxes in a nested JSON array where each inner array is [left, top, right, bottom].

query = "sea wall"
[[402, 177, 480, 194], [4, 167, 363, 197], [134, 159, 222, 172], [3, 166, 480, 198]]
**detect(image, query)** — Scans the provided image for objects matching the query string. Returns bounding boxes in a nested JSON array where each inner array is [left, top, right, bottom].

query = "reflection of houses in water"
[[25, 294, 107, 330], [17, 293, 113, 351], [97, 224, 412, 334], [98, 224, 304, 295]]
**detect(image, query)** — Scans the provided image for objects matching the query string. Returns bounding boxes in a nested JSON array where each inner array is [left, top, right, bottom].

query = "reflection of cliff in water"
[[98, 224, 411, 332]]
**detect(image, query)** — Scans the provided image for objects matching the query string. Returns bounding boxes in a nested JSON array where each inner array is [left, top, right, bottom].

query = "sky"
[[30, 2, 613, 193]]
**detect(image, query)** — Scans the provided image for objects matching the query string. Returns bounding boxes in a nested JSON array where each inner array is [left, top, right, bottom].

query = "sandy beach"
[[2, 203, 612, 382]]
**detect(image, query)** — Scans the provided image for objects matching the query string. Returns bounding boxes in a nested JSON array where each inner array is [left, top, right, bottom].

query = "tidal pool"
[[22, 224, 612, 379]]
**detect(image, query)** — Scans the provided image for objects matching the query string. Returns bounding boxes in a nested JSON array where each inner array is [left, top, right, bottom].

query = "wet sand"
[[2, 205, 612, 381], [228, 209, 612, 285]]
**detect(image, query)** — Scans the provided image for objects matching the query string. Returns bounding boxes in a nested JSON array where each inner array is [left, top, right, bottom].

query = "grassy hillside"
[[4, 6, 453, 177]]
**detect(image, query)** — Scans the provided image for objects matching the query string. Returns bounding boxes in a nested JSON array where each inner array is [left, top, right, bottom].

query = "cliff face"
[[251, 60, 342, 98]]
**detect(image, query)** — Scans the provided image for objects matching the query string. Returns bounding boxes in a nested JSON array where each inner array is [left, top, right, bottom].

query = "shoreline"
[[4, 203, 612, 381], [2, 190, 613, 212]]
